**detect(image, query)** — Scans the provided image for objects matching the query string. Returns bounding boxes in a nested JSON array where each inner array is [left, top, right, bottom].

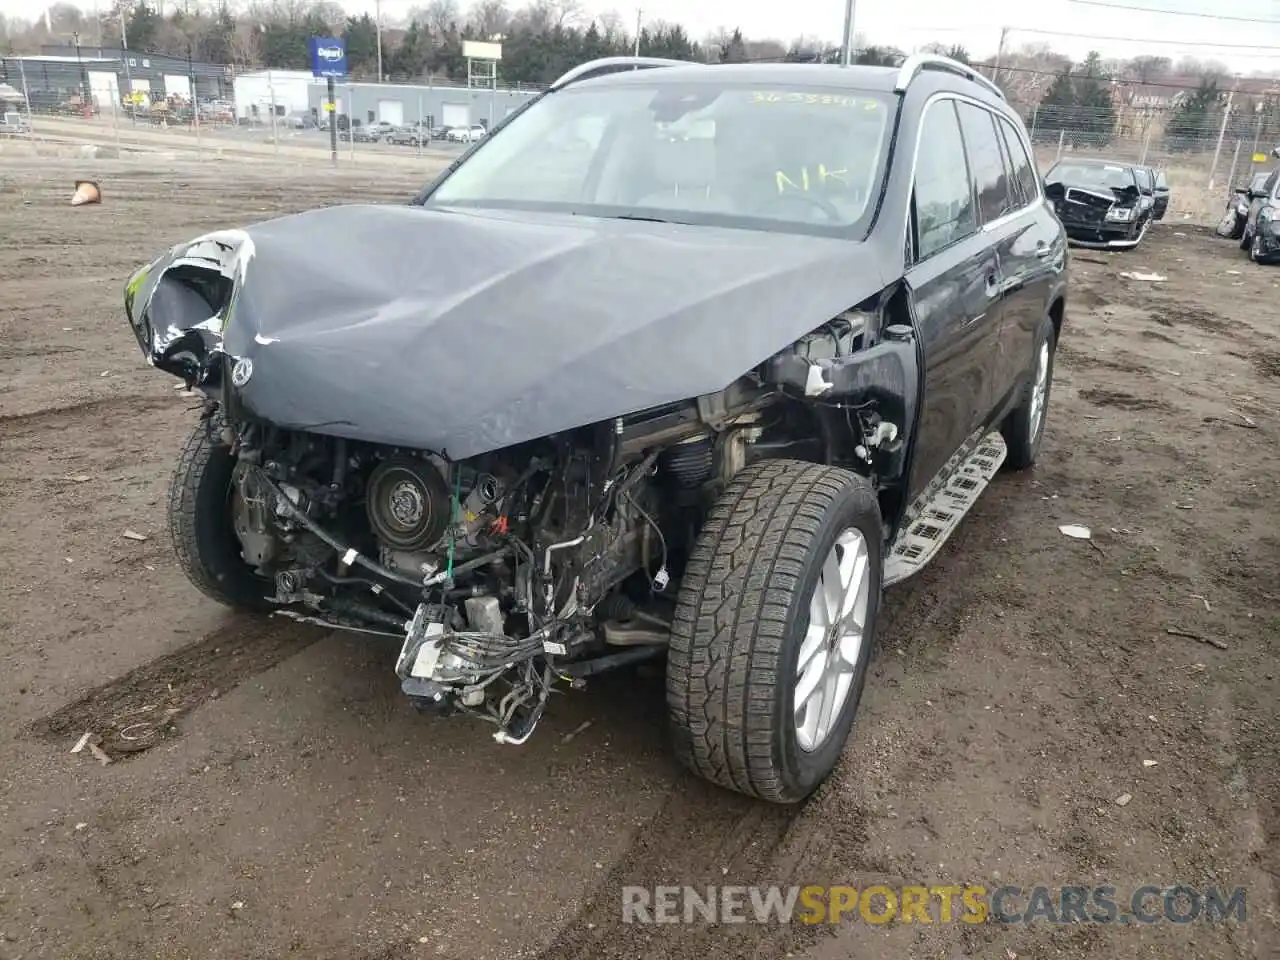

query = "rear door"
[[904, 97, 1004, 499], [990, 111, 1061, 413]]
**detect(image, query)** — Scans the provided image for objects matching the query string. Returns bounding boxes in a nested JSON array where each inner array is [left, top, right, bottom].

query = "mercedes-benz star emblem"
[[230, 358, 254, 387]]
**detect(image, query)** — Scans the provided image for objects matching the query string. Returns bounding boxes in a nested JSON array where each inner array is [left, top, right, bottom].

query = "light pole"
[[119, 7, 135, 122], [840, 0, 855, 66], [72, 31, 91, 109], [375, 0, 383, 81]]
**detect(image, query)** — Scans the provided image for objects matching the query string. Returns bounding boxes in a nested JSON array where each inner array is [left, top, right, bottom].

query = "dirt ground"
[[1, 159, 1278, 960]]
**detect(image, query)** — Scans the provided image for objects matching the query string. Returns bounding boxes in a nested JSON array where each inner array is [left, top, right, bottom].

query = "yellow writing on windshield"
[[776, 165, 849, 193], [751, 91, 870, 108]]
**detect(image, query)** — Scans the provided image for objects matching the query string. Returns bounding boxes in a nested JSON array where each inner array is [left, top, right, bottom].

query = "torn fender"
[[124, 229, 255, 387], [762, 326, 919, 476]]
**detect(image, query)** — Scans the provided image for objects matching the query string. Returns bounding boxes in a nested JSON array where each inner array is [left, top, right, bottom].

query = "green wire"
[[446, 465, 461, 581]]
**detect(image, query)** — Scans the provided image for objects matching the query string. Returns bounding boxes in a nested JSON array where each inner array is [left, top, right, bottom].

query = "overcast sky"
[[3, 0, 1278, 72]]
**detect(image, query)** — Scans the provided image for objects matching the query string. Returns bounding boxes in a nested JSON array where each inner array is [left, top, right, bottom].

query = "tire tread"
[[667, 459, 878, 802]]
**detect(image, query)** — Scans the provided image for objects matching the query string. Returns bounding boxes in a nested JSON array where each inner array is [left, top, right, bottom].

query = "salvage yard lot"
[[0, 159, 1277, 959]]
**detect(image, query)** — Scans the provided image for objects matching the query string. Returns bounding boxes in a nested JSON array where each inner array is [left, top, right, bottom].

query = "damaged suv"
[[123, 55, 1068, 803]]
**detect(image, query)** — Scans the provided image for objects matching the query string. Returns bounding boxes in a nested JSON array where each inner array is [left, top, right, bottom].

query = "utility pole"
[[119, 7, 134, 123], [375, 0, 383, 81], [840, 0, 856, 66], [1208, 76, 1239, 190], [992, 27, 1009, 84], [633, 9, 641, 58]]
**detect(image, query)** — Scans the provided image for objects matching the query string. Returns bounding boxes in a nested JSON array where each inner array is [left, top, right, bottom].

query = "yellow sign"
[[323, 102, 336, 112], [1253, 152, 1268, 163]]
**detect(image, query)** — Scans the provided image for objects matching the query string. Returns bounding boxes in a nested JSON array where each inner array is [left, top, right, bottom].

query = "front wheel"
[[168, 412, 273, 611], [1001, 313, 1058, 471], [666, 460, 883, 804]]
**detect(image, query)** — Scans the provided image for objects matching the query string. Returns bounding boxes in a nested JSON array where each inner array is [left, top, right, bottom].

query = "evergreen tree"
[[719, 28, 748, 63], [1072, 52, 1117, 147], [1165, 78, 1223, 152]]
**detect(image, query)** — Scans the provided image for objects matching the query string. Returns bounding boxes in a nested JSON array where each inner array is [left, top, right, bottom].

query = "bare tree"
[[470, 0, 509, 38], [421, 0, 460, 32]]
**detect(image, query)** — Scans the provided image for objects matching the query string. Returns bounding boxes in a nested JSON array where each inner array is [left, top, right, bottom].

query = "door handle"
[[1035, 241, 1053, 258]]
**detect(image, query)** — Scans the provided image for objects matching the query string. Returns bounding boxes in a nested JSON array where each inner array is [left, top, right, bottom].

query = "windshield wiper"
[[605, 214, 672, 224]]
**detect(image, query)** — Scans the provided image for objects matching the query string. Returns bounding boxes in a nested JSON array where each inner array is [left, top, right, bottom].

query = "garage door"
[[441, 102, 469, 129], [86, 71, 119, 107], [164, 74, 191, 98], [377, 99, 404, 126]]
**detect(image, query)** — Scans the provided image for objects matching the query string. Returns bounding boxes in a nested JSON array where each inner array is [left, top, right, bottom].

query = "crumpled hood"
[[129, 203, 888, 458]]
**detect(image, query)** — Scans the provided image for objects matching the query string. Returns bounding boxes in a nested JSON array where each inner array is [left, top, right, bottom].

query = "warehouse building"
[[306, 80, 539, 131], [0, 54, 122, 111], [33, 44, 231, 104]]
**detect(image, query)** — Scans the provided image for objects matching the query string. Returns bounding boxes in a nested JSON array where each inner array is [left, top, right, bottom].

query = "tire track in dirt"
[[534, 515, 1000, 960], [27, 615, 324, 759], [0, 393, 176, 436]]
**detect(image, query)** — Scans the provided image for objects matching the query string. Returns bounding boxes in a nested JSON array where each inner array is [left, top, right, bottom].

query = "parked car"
[[121, 54, 1068, 804], [1238, 167, 1280, 262], [341, 124, 379, 143], [386, 124, 429, 146], [1216, 170, 1271, 240], [1043, 158, 1153, 249], [447, 123, 487, 143]]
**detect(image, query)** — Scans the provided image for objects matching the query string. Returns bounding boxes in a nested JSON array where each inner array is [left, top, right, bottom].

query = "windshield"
[[1251, 172, 1270, 193], [422, 81, 895, 236], [1047, 162, 1135, 190]]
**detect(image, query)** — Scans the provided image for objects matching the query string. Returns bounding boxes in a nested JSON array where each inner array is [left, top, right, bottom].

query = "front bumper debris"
[[1064, 220, 1149, 250]]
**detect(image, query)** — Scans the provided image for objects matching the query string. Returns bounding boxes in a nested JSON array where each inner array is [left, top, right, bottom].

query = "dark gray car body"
[[124, 61, 1068, 512]]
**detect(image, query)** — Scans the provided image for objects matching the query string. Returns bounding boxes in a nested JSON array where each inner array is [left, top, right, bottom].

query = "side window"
[[1265, 171, 1279, 197], [998, 116, 1040, 207], [957, 102, 1016, 223], [913, 100, 977, 260]]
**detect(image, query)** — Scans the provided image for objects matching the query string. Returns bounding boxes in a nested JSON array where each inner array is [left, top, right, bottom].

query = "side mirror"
[[1235, 186, 1249, 195]]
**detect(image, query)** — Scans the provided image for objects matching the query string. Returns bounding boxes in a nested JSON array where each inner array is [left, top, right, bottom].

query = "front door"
[[1152, 169, 1170, 220]]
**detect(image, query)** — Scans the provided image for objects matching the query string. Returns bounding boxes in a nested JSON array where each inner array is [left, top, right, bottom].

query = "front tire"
[[168, 412, 272, 611], [1002, 313, 1057, 471], [666, 460, 883, 804]]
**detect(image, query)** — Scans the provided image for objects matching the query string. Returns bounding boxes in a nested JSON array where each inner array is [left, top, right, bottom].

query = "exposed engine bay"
[[213, 305, 911, 745]]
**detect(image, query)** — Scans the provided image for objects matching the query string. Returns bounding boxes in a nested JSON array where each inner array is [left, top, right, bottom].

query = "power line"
[[1010, 26, 1280, 50], [1065, 0, 1280, 23]]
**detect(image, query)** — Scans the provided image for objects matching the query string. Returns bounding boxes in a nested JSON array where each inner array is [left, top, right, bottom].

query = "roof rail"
[[893, 54, 1006, 101], [550, 56, 696, 90]]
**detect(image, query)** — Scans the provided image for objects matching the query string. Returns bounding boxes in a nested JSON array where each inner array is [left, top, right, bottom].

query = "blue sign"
[[309, 37, 347, 78]]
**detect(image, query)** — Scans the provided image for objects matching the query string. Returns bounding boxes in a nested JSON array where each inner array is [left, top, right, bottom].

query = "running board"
[[883, 432, 1007, 587]]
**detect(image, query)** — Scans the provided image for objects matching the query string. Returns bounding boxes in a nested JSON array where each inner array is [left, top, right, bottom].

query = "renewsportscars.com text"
[[621, 884, 1248, 925]]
